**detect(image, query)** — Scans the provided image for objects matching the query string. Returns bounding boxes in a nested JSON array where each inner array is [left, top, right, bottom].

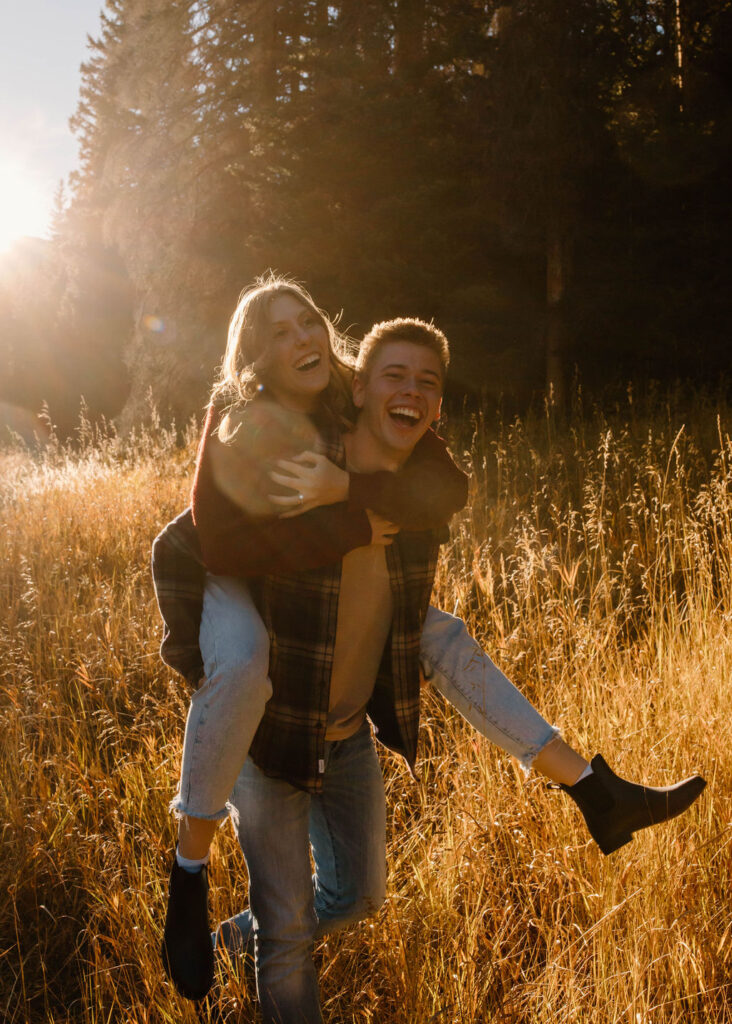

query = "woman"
[[155, 275, 706, 1002]]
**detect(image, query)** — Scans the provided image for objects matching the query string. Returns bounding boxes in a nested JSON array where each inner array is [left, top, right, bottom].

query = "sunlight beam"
[[0, 158, 53, 253]]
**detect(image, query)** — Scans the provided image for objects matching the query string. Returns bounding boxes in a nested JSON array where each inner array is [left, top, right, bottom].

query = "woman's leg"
[[163, 574, 271, 1000], [419, 606, 706, 852], [172, 574, 272, 843], [419, 605, 587, 783]]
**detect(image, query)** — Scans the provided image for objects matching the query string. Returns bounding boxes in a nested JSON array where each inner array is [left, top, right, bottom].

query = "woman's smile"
[[265, 294, 330, 410]]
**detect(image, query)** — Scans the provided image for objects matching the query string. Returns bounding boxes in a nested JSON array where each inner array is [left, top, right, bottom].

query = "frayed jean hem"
[[169, 795, 240, 830], [516, 724, 562, 773]]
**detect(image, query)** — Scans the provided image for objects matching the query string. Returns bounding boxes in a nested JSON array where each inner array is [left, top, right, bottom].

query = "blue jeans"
[[419, 605, 558, 768], [171, 575, 559, 821], [225, 722, 386, 1024], [170, 576, 273, 822]]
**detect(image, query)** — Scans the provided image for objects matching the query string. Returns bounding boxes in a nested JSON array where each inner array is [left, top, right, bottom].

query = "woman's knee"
[[213, 629, 270, 686]]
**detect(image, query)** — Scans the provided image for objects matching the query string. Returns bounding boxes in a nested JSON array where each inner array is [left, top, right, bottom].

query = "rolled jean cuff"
[[169, 794, 239, 828]]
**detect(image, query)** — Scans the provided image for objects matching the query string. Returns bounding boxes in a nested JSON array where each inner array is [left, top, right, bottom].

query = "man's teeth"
[[389, 407, 421, 424], [295, 354, 320, 371]]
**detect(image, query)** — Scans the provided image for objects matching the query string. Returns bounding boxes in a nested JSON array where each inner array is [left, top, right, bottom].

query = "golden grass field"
[[1, 393, 729, 1023]]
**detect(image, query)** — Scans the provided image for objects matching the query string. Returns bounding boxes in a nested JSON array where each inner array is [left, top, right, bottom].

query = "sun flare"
[[0, 159, 52, 253]]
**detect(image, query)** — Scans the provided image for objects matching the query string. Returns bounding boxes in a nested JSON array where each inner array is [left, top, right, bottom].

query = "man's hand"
[[366, 510, 399, 545], [269, 451, 350, 517]]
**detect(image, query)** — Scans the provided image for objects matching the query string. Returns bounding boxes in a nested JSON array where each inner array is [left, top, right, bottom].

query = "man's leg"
[[217, 723, 386, 959], [310, 721, 387, 933], [232, 758, 322, 1024]]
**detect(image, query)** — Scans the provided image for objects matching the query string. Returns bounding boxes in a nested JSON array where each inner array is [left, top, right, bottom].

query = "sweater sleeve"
[[347, 428, 468, 530], [191, 404, 372, 577]]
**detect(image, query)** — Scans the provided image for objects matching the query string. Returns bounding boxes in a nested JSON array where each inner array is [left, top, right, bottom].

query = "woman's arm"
[[192, 404, 372, 577], [270, 428, 469, 530], [348, 428, 468, 529]]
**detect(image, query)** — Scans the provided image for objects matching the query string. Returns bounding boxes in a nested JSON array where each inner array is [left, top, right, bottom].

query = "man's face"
[[352, 340, 443, 464]]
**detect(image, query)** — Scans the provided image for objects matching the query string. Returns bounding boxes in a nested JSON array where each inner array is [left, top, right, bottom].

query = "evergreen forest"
[[1, 0, 731, 436]]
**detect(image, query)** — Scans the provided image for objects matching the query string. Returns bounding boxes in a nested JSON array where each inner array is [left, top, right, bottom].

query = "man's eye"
[[385, 372, 402, 380]]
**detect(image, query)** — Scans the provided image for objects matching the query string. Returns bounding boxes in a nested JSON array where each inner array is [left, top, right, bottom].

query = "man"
[[220, 319, 450, 1023]]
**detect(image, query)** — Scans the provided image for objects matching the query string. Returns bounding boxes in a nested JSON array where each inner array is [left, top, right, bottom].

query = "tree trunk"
[[545, 220, 571, 408], [252, 0, 278, 105], [395, 0, 426, 78]]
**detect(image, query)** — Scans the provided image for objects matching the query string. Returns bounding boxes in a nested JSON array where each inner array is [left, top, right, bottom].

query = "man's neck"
[[344, 421, 406, 473]]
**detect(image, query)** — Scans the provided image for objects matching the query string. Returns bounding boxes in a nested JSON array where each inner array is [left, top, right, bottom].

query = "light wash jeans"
[[170, 574, 559, 821], [227, 721, 386, 1024]]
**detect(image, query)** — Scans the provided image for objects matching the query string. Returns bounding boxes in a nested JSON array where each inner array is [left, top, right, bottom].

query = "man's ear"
[[352, 372, 366, 409], [433, 396, 442, 425]]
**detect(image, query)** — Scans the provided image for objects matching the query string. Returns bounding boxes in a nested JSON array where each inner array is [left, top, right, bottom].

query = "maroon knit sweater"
[[191, 401, 468, 578]]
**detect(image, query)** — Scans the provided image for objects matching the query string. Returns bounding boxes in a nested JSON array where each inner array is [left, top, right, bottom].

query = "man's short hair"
[[356, 318, 450, 383]]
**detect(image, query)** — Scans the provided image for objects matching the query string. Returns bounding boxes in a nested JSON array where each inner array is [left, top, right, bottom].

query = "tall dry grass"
[[0, 393, 729, 1023]]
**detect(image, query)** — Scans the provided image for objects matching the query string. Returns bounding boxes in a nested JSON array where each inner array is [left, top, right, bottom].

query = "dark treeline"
[[1, 0, 731, 437]]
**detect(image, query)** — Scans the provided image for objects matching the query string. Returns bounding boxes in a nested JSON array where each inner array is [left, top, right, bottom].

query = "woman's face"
[[263, 293, 331, 412]]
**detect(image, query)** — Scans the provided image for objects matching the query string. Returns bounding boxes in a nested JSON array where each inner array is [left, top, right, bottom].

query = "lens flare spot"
[[143, 315, 165, 333]]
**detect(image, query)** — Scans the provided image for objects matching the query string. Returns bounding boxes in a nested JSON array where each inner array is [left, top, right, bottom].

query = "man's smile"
[[388, 405, 423, 429]]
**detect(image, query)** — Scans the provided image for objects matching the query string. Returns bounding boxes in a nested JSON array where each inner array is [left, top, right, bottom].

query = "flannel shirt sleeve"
[[347, 428, 468, 530], [151, 508, 206, 686]]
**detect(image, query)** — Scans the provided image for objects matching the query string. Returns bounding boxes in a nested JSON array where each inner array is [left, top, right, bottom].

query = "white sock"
[[575, 763, 594, 783], [176, 849, 211, 874]]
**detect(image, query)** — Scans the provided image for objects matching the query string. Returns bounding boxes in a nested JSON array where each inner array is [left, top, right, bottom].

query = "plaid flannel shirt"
[[151, 428, 446, 793], [151, 507, 206, 687], [248, 428, 444, 791]]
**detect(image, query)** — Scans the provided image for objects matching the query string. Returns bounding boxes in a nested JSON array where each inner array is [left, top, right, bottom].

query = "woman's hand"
[[269, 451, 350, 517], [366, 510, 400, 545]]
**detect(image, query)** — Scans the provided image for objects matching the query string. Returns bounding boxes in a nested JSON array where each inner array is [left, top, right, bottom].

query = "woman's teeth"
[[295, 354, 321, 372]]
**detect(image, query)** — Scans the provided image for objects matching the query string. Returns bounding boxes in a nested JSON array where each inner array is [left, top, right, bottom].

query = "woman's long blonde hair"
[[211, 273, 356, 441]]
